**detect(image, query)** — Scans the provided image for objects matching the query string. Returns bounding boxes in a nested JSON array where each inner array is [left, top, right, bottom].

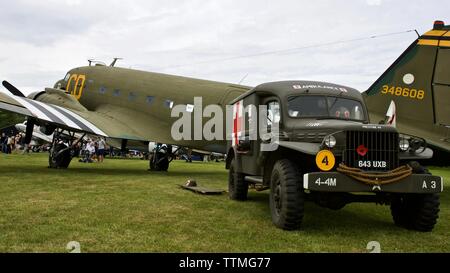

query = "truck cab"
[[226, 81, 442, 231]]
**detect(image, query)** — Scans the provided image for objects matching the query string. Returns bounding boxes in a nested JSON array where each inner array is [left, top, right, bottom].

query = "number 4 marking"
[[322, 156, 329, 166]]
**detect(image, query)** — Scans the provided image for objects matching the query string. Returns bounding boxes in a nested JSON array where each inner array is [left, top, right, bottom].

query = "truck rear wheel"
[[390, 162, 440, 232], [270, 159, 304, 230], [228, 158, 248, 201]]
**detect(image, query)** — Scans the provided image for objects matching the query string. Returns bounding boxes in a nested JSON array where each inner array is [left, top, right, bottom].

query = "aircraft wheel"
[[149, 153, 169, 171], [158, 156, 169, 171], [269, 159, 304, 230], [390, 162, 440, 232], [228, 158, 247, 201], [149, 154, 155, 170], [49, 143, 72, 169]]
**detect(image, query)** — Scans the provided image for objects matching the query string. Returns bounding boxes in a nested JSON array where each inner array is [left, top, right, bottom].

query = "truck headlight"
[[324, 135, 337, 148], [399, 137, 409, 151]]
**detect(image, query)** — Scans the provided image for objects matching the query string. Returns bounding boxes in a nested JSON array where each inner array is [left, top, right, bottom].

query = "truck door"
[[231, 94, 260, 175]]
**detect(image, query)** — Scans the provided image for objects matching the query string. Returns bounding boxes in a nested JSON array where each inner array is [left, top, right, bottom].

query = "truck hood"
[[286, 119, 397, 142]]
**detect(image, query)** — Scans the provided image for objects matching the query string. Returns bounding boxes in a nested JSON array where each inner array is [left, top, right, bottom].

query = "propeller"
[[2, 80, 26, 97], [2, 80, 34, 144], [24, 117, 35, 145]]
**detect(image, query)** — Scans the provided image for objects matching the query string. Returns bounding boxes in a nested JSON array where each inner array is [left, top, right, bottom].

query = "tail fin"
[[364, 21, 450, 152]]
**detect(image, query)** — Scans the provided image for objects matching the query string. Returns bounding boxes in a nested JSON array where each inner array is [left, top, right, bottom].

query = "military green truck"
[[226, 81, 442, 231]]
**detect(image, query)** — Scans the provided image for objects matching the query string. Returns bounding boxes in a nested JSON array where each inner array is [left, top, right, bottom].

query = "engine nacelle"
[[34, 88, 87, 112], [27, 91, 46, 100], [40, 125, 56, 136]]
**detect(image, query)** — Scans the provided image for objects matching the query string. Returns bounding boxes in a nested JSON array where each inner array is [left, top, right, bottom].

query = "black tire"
[[148, 153, 169, 171], [390, 161, 440, 232], [270, 159, 304, 230], [158, 156, 169, 171], [49, 143, 72, 169], [149, 154, 156, 170], [228, 158, 248, 200]]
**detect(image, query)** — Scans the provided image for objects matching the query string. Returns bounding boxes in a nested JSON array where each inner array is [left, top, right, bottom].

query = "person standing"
[[97, 137, 106, 163], [0, 133, 6, 153], [14, 134, 21, 153], [86, 139, 96, 163]]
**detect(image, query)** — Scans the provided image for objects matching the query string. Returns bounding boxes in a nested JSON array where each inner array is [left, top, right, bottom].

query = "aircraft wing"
[[0, 91, 148, 140]]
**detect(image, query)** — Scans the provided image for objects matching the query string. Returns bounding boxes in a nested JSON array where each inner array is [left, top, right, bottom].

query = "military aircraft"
[[0, 21, 448, 170], [364, 20, 450, 156], [15, 121, 53, 144]]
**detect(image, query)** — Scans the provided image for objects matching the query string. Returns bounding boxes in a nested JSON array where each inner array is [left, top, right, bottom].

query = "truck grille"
[[344, 131, 399, 171]]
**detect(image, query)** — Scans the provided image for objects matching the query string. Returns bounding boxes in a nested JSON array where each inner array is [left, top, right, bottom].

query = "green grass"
[[0, 153, 449, 253]]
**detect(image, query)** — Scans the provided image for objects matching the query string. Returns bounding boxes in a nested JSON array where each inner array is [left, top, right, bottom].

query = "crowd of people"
[[1, 131, 110, 164], [0, 132, 34, 154], [77, 137, 108, 163]]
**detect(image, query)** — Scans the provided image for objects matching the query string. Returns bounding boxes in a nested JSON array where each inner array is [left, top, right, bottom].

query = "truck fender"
[[225, 147, 236, 169]]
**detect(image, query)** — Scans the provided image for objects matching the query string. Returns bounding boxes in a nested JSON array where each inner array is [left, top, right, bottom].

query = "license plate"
[[358, 160, 387, 168]]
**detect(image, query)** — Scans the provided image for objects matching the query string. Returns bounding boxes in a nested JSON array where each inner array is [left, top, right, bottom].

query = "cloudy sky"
[[0, 0, 448, 95]]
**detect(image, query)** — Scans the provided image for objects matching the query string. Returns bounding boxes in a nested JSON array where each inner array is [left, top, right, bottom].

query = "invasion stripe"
[[31, 100, 83, 130], [53, 105, 107, 136], [13, 96, 52, 122], [49, 106, 94, 133], [26, 100, 66, 126]]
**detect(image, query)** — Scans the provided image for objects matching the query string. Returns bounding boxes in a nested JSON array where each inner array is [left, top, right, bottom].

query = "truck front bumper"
[[303, 172, 443, 193]]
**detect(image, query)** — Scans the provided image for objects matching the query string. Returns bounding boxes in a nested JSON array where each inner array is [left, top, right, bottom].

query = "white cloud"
[[366, 0, 383, 6]]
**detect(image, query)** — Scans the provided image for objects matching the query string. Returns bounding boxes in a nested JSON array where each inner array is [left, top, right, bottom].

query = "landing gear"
[[48, 129, 84, 169], [148, 144, 176, 172]]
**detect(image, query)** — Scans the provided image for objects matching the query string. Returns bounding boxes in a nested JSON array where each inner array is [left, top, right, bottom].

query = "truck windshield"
[[287, 95, 365, 121]]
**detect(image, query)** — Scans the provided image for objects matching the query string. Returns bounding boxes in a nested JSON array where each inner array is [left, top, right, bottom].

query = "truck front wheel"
[[390, 162, 440, 232], [228, 158, 248, 201], [270, 159, 305, 230]]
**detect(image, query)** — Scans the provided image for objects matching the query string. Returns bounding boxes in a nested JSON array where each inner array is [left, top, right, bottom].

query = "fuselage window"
[[113, 89, 121, 97], [146, 96, 154, 105], [99, 86, 106, 94], [165, 99, 174, 109], [186, 104, 194, 113], [128, 92, 136, 101]]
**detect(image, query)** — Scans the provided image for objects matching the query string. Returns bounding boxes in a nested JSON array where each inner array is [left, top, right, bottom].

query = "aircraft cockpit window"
[[64, 73, 71, 81]]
